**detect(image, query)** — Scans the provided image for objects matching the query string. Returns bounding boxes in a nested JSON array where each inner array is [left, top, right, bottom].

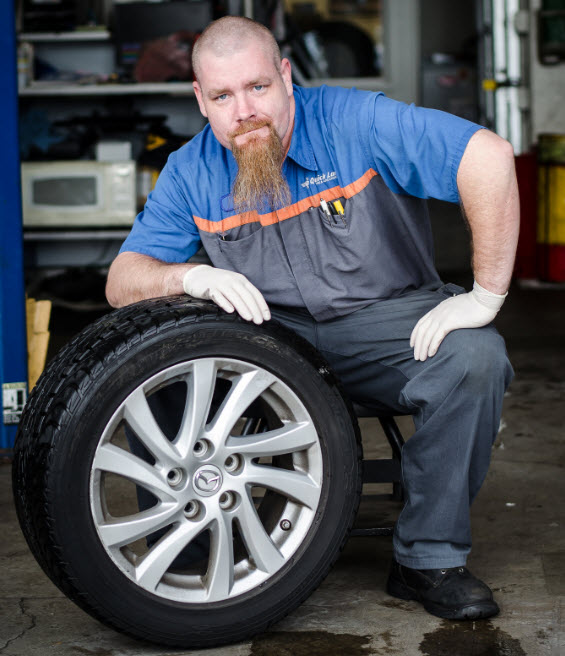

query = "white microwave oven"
[[21, 160, 137, 227]]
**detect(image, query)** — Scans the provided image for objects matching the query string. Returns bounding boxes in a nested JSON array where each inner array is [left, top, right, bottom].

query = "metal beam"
[[0, 2, 28, 449]]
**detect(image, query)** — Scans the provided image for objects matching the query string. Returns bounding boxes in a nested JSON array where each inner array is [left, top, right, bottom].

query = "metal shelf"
[[19, 30, 111, 42], [19, 81, 196, 97], [23, 229, 132, 241]]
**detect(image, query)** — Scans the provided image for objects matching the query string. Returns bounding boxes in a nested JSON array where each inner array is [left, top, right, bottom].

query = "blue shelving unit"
[[0, 2, 29, 449]]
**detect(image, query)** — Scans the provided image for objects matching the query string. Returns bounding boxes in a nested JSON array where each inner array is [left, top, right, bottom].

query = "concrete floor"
[[1, 276, 564, 656]]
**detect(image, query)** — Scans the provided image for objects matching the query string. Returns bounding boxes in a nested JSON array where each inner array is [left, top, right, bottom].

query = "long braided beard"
[[229, 120, 291, 213]]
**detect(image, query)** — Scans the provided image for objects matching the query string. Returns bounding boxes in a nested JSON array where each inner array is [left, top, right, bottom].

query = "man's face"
[[193, 41, 294, 212], [193, 41, 295, 153]]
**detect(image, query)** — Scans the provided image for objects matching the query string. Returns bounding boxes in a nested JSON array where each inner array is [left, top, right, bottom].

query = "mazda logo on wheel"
[[193, 466, 223, 495], [195, 471, 221, 491]]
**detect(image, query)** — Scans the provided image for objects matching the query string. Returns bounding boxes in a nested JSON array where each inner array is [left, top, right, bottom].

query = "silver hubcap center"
[[193, 465, 223, 497]]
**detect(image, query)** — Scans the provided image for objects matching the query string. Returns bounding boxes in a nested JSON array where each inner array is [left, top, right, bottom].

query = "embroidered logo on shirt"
[[301, 171, 337, 188]]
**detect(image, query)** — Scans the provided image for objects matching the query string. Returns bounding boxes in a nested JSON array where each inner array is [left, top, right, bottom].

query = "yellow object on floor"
[[26, 298, 51, 390]]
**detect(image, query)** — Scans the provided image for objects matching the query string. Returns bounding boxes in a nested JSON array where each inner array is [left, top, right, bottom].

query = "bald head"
[[192, 16, 281, 82]]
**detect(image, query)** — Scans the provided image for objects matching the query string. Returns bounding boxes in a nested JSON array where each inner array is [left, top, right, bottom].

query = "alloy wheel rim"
[[90, 357, 323, 603]]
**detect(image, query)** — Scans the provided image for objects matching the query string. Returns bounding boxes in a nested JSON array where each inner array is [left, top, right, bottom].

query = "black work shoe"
[[386, 559, 500, 620]]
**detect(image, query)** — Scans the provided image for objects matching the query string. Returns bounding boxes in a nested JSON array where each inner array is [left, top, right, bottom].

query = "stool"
[[350, 403, 407, 537]]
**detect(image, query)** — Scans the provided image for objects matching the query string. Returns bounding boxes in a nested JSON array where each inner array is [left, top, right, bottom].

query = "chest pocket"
[[313, 197, 350, 233], [198, 224, 304, 307]]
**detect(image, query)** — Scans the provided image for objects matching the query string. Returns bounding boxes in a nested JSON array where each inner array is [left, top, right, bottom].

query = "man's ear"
[[280, 58, 293, 96], [193, 81, 208, 117]]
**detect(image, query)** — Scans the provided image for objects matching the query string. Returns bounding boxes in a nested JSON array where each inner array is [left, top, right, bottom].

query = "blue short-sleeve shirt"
[[121, 85, 483, 320]]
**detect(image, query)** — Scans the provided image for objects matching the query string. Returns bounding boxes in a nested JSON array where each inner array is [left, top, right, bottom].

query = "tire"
[[12, 296, 362, 648]]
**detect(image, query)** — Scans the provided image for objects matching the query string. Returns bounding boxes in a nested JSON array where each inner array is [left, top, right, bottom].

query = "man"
[[106, 16, 519, 621]]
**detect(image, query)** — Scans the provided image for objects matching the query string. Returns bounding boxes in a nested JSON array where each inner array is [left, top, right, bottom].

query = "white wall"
[[530, 0, 565, 140]]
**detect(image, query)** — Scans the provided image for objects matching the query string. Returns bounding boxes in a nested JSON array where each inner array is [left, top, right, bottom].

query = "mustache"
[[229, 119, 272, 139]]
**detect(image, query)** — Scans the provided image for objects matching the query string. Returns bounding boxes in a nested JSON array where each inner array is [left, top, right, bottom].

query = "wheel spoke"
[[93, 444, 174, 500], [175, 359, 217, 458], [225, 421, 317, 458], [207, 370, 275, 442], [235, 494, 284, 573], [123, 388, 179, 466], [205, 514, 235, 601], [98, 504, 179, 548], [244, 464, 320, 509], [135, 521, 207, 591]]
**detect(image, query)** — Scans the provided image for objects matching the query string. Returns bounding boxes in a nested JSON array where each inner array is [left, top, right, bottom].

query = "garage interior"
[[1, 1, 564, 655]]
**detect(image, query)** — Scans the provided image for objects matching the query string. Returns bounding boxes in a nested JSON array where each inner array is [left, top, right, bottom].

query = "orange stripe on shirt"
[[194, 168, 378, 234]]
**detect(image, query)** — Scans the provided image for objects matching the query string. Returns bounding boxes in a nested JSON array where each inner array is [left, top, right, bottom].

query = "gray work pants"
[[271, 283, 514, 569]]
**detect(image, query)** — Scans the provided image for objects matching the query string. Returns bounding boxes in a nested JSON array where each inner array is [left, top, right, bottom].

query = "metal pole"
[[0, 2, 28, 450]]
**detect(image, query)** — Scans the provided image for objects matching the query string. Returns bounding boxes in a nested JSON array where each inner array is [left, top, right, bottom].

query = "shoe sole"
[[387, 578, 500, 621]]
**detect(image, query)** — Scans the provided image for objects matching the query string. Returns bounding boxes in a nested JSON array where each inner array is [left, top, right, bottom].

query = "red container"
[[514, 152, 538, 280]]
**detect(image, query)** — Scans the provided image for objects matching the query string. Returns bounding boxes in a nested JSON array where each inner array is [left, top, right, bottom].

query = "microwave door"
[[33, 176, 99, 209]]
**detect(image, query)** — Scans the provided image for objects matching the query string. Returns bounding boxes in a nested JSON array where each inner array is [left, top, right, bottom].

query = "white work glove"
[[410, 281, 507, 361], [182, 265, 270, 324]]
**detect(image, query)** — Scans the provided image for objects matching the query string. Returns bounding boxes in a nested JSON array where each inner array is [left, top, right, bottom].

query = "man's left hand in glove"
[[410, 281, 507, 361]]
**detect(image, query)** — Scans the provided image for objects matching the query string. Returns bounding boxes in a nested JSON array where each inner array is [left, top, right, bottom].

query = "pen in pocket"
[[320, 198, 334, 226], [330, 199, 347, 226], [333, 199, 345, 215]]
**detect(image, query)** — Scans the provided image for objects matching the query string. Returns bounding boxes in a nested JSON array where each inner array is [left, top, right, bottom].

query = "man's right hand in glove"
[[183, 264, 271, 324]]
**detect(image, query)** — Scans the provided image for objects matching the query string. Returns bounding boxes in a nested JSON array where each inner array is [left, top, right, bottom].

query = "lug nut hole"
[[219, 491, 236, 510], [167, 468, 184, 487], [224, 454, 241, 473], [193, 439, 211, 458], [184, 500, 200, 519]]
